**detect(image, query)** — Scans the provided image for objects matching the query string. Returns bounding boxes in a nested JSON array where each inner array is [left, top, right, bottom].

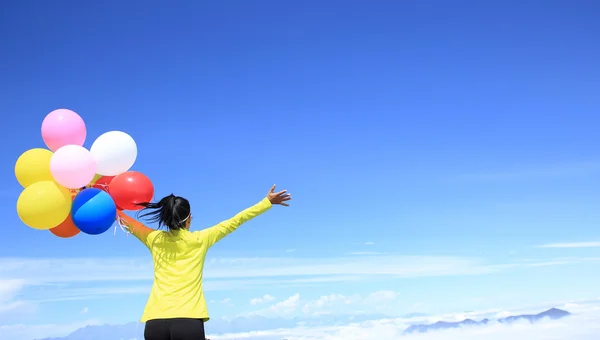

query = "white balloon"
[[90, 131, 137, 176]]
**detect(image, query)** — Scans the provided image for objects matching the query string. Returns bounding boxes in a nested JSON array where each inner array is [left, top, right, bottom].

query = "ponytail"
[[137, 194, 191, 231]]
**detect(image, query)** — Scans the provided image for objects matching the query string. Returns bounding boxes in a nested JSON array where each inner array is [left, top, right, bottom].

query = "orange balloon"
[[49, 213, 80, 238]]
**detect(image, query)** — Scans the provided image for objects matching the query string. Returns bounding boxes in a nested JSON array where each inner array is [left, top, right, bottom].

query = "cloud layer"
[[210, 301, 600, 340], [536, 242, 600, 248], [3, 298, 598, 340]]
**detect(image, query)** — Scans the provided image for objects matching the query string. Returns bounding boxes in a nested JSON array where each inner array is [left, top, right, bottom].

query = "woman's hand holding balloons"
[[266, 185, 292, 206]]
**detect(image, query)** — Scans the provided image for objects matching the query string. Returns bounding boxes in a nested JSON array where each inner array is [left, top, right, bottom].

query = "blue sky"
[[1, 0, 600, 339]]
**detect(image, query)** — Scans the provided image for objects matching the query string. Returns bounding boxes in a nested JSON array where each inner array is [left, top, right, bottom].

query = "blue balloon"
[[72, 188, 117, 235]]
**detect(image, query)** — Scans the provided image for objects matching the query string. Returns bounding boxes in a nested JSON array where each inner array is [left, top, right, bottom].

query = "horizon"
[[20, 302, 600, 340], [2, 0, 600, 339]]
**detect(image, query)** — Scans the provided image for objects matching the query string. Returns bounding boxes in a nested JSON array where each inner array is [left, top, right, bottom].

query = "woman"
[[116, 185, 291, 340]]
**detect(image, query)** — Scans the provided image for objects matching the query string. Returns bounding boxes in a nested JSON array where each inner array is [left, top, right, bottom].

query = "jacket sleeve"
[[195, 198, 272, 248], [117, 210, 158, 249]]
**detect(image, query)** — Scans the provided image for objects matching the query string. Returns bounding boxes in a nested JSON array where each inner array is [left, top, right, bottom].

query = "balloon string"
[[115, 216, 131, 237]]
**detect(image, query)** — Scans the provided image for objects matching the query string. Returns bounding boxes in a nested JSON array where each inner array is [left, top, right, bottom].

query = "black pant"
[[145, 318, 206, 340]]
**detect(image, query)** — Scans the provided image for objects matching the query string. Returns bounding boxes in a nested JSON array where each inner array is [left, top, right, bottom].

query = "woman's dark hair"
[[137, 194, 191, 231]]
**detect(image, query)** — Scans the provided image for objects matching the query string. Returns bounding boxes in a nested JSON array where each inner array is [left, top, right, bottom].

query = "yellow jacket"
[[118, 198, 272, 322]]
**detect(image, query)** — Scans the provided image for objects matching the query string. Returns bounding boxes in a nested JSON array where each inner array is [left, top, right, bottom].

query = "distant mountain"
[[499, 307, 570, 323], [38, 322, 141, 340], [36, 308, 570, 340], [404, 308, 571, 334]]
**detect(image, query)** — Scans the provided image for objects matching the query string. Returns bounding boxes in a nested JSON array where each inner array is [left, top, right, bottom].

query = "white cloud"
[[364, 242, 375, 245], [209, 301, 600, 340], [0, 279, 27, 302], [345, 252, 388, 255], [0, 279, 36, 316], [0, 300, 33, 315], [286, 249, 297, 253], [249, 290, 400, 318], [0, 319, 101, 340], [301, 294, 359, 316], [536, 242, 600, 248], [3, 298, 600, 340], [250, 294, 276, 305], [248, 294, 301, 317], [268, 293, 301, 315], [80, 307, 88, 314]]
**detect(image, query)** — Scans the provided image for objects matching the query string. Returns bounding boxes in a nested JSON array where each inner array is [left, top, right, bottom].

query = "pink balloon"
[[41, 109, 86, 151], [50, 145, 96, 189]]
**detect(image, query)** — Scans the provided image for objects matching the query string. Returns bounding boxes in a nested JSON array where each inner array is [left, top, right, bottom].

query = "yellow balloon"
[[17, 181, 72, 230], [15, 148, 54, 188]]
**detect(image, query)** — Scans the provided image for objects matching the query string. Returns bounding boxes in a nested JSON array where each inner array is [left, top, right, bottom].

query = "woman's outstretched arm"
[[117, 210, 157, 249], [196, 185, 291, 248]]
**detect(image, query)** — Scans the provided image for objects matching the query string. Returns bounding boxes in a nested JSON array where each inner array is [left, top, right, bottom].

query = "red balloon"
[[92, 175, 115, 192], [109, 171, 154, 210], [50, 213, 80, 238]]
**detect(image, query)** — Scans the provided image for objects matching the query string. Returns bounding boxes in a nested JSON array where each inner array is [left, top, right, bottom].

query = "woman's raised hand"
[[267, 185, 292, 206]]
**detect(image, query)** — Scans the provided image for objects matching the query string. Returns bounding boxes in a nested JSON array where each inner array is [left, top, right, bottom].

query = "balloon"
[[92, 175, 114, 192], [109, 171, 154, 210], [88, 174, 121, 211], [50, 145, 96, 188], [50, 213, 80, 238], [15, 148, 54, 188], [90, 131, 137, 176], [72, 188, 117, 235], [41, 109, 86, 151], [90, 175, 125, 210], [17, 181, 72, 230]]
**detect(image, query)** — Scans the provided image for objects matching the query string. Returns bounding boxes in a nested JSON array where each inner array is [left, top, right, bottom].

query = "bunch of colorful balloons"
[[14, 108, 155, 238]]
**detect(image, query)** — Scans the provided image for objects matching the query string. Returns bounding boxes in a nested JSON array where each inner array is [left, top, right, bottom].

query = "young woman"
[[116, 185, 291, 340]]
